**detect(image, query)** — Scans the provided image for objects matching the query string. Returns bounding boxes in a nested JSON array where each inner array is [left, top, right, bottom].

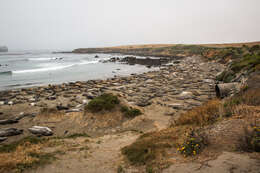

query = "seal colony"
[[0, 42, 259, 173]]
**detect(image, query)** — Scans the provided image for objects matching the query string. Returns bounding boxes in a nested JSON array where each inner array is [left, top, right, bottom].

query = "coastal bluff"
[[0, 46, 8, 52]]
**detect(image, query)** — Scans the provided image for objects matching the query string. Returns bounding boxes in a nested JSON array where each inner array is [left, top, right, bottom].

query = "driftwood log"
[[215, 83, 241, 98], [28, 126, 53, 136], [0, 128, 23, 137], [65, 109, 81, 113]]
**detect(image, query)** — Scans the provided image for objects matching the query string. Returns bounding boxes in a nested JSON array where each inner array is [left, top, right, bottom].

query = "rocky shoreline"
[[0, 56, 224, 139]]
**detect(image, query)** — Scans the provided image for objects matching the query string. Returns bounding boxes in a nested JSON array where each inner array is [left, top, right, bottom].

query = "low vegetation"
[[216, 45, 260, 82], [65, 133, 90, 139], [120, 106, 142, 118], [122, 84, 260, 167], [223, 88, 260, 117], [122, 126, 192, 165], [0, 136, 59, 173], [85, 93, 120, 113], [231, 54, 260, 73], [177, 130, 207, 157], [239, 124, 260, 152], [85, 93, 142, 119], [176, 99, 221, 126]]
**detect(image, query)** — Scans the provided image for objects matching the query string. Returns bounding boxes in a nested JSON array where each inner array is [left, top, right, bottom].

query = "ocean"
[[0, 51, 157, 90]]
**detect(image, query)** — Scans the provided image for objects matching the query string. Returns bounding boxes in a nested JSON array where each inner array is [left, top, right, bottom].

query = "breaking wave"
[[11, 60, 99, 74]]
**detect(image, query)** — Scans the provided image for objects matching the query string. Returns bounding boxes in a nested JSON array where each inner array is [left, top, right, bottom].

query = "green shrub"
[[216, 70, 235, 83], [121, 106, 142, 118], [85, 93, 120, 113], [177, 131, 207, 157], [240, 125, 260, 152], [231, 54, 260, 73], [122, 141, 157, 165]]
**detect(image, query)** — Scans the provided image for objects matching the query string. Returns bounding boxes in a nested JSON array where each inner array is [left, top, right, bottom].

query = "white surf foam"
[[78, 60, 99, 65], [12, 64, 74, 74], [12, 60, 99, 74], [28, 57, 60, 61]]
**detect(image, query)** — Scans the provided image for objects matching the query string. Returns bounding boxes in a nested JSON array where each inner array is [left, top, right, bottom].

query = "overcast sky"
[[0, 0, 260, 51]]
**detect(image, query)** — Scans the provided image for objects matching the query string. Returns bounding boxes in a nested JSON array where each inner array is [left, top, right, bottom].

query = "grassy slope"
[[72, 41, 260, 57]]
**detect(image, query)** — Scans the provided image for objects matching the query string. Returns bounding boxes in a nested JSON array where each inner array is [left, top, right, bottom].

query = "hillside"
[[0, 46, 8, 52], [72, 41, 260, 57]]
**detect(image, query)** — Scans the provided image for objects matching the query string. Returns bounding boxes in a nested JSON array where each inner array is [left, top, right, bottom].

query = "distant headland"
[[0, 46, 8, 52]]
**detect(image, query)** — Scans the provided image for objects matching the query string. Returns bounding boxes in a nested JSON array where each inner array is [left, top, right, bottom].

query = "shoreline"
[[0, 55, 224, 126]]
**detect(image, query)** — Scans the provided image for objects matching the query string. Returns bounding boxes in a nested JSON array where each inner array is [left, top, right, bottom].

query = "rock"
[[0, 128, 23, 137], [0, 137, 7, 142], [28, 126, 53, 136], [0, 119, 19, 125]]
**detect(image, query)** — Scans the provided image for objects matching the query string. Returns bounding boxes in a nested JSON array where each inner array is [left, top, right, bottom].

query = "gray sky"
[[0, 0, 260, 51]]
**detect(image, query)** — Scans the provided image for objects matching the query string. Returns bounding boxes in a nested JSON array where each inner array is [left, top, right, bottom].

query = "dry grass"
[[0, 137, 60, 173], [223, 88, 260, 117], [201, 41, 260, 48], [107, 44, 175, 49], [100, 42, 260, 49], [176, 99, 221, 126]]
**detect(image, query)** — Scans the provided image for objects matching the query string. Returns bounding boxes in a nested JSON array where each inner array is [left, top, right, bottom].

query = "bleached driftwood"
[[65, 109, 81, 113], [28, 126, 53, 136]]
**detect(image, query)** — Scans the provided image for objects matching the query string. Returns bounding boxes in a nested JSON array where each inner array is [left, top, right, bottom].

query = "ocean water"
[[0, 51, 157, 90]]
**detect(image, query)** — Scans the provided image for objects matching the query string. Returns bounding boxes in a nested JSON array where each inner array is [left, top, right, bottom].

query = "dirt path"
[[28, 131, 139, 173]]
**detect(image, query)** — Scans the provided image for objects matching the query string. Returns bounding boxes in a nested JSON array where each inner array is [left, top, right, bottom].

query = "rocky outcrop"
[[0, 46, 8, 52]]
